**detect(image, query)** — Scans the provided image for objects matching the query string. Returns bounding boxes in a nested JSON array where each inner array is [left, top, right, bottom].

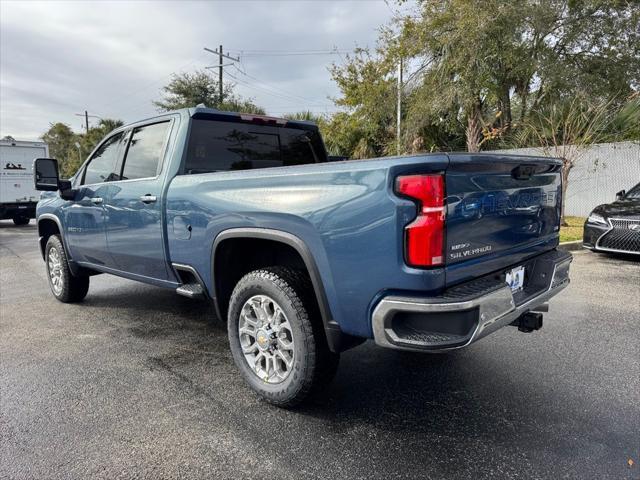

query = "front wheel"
[[227, 267, 339, 408], [45, 235, 89, 303], [12, 216, 30, 225]]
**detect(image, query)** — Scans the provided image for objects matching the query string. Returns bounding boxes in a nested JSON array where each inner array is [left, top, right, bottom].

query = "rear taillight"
[[395, 174, 445, 267]]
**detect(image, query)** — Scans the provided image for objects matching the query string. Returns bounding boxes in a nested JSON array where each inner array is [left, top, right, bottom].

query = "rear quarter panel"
[[166, 155, 449, 337]]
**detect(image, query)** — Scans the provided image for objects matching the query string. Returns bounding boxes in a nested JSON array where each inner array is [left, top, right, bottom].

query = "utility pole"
[[396, 58, 403, 156], [219, 45, 223, 104], [204, 46, 240, 106], [74, 111, 100, 133]]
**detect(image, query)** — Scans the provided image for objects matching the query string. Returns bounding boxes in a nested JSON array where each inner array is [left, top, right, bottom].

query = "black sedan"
[[583, 182, 640, 255]]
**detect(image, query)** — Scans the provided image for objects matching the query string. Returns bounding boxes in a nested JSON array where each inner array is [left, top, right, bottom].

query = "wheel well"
[[37, 218, 61, 258], [213, 237, 314, 321], [213, 231, 365, 353]]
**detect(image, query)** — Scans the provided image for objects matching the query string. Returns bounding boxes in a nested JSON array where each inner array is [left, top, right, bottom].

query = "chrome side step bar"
[[172, 263, 207, 299], [176, 283, 205, 298]]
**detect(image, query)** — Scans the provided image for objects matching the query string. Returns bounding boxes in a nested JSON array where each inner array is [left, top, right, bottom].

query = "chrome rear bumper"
[[372, 250, 572, 352]]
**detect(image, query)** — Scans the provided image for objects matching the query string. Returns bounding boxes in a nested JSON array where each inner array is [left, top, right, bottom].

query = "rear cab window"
[[184, 118, 326, 174]]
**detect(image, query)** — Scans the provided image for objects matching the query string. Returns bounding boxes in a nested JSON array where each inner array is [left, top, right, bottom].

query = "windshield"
[[625, 183, 640, 199]]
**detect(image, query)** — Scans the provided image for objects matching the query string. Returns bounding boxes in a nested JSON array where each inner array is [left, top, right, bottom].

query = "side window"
[[82, 133, 125, 185], [121, 122, 170, 180]]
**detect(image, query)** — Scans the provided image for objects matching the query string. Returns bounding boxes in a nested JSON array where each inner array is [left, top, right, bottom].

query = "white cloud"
[[0, 0, 392, 139]]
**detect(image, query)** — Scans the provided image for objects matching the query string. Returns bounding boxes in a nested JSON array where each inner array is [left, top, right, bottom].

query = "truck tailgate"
[[444, 154, 562, 285]]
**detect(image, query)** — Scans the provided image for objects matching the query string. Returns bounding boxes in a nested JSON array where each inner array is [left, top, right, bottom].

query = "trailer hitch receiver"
[[511, 311, 543, 333]]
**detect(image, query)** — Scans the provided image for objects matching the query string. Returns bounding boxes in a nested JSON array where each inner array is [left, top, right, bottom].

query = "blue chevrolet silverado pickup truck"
[[33, 106, 572, 406]]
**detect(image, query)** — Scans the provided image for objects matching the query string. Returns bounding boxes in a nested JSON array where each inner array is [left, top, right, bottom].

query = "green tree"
[[284, 111, 326, 124], [326, 0, 639, 156], [97, 118, 124, 134], [41, 118, 125, 177], [328, 49, 398, 158], [41, 123, 77, 176], [396, 0, 639, 151], [154, 70, 265, 114]]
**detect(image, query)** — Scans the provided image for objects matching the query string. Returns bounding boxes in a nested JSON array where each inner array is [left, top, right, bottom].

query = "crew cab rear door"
[[444, 153, 562, 285], [103, 120, 173, 280]]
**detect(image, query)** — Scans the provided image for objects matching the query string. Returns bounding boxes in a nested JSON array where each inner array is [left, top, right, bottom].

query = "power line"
[[235, 51, 354, 57], [223, 70, 316, 106], [230, 48, 353, 53], [205, 45, 335, 106], [95, 54, 208, 113], [92, 45, 350, 121], [231, 64, 317, 104], [228, 48, 356, 57]]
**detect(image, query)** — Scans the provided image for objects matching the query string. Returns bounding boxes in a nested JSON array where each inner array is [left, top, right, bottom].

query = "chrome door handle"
[[140, 194, 157, 204], [90, 197, 103, 204]]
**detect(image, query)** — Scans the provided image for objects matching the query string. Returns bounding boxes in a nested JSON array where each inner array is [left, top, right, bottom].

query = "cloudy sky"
[[0, 0, 404, 140]]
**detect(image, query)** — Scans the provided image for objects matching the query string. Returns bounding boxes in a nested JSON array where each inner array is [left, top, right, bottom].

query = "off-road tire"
[[227, 266, 339, 408], [45, 235, 89, 303]]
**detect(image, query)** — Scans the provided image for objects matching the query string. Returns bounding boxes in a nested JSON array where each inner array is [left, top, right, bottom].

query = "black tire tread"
[[228, 266, 339, 408]]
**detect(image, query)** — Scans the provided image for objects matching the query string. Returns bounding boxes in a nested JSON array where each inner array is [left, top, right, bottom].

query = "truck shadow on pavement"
[[70, 282, 634, 479]]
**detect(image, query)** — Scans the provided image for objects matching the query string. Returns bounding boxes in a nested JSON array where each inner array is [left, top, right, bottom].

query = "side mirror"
[[33, 158, 60, 191], [33, 158, 72, 193], [615, 189, 626, 201]]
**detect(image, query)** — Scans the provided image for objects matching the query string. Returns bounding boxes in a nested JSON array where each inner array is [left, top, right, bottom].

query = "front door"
[[64, 132, 127, 266], [103, 121, 172, 280]]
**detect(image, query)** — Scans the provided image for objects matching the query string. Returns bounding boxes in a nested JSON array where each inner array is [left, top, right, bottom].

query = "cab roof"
[[187, 105, 318, 131]]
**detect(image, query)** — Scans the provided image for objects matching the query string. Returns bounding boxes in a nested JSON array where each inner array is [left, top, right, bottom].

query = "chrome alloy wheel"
[[238, 294, 295, 384], [47, 246, 63, 295]]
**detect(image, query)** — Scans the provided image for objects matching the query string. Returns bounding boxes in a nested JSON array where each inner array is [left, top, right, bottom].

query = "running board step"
[[176, 283, 204, 298]]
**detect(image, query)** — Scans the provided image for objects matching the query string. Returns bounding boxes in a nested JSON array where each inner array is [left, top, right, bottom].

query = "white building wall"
[[490, 141, 640, 217]]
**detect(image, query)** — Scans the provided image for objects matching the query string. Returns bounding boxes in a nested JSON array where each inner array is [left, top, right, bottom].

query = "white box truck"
[[0, 138, 49, 225]]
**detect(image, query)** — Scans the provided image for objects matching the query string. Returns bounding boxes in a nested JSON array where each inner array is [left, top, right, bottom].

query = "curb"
[[558, 240, 584, 252]]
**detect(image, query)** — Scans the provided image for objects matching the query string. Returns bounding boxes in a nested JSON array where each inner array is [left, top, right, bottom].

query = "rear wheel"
[[12, 216, 30, 225], [227, 267, 339, 408], [45, 235, 89, 303]]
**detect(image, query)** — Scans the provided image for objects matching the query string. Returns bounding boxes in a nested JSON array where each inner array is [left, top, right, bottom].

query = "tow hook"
[[511, 311, 543, 333]]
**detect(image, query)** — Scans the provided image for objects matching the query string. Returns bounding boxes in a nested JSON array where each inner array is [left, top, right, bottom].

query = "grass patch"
[[560, 216, 586, 243]]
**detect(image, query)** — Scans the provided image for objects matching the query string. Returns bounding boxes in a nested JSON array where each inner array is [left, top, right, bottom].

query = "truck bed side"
[[166, 155, 449, 338]]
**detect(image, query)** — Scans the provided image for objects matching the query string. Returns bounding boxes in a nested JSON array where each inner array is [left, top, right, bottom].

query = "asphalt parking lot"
[[1, 221, 638, 479]]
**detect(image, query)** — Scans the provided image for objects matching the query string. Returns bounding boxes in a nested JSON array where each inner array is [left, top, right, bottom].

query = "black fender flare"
[[211, 227, 362, 353], [37, 214, 96, 278], [37, 214, 66, 257]]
